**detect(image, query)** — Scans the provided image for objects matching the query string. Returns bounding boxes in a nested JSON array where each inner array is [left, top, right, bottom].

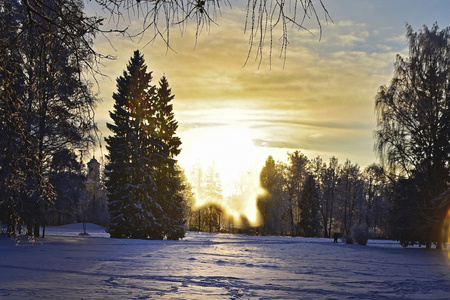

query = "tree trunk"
[[34, 223, 40, 237], [289, 199, 295, 237], [27, 223, 33, 236], [323, 218, 328, 238], [7, 215, 14, 237]]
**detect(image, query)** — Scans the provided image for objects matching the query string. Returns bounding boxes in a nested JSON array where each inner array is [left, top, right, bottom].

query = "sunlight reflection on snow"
[[2, 225, 450, 299]]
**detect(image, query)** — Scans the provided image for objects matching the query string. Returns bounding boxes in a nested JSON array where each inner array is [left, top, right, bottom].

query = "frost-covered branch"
[[94, 0, 330, 66]]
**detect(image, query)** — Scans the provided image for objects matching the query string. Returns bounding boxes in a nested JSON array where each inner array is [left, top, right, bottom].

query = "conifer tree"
[[105, 51, 185, 239], [153, 76, 185, 240], [105, 50, 162, 239], [299, 175, 321, 237]]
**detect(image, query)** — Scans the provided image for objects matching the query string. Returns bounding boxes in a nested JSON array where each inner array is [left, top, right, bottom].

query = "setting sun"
[[177, 124, 267, 225]]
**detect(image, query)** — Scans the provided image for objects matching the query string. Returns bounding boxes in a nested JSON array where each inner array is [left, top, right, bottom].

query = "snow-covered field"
[[1, 224, 450, 299]]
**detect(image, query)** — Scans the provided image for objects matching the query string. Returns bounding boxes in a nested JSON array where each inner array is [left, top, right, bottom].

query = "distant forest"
[[185, 153, 390, 241], [1, 1, 448, 248]]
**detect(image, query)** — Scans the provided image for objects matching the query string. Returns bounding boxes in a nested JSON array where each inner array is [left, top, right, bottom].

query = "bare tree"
[[243, 0, 330, 67], [97, 0, 330, 66], [317, 157, 339, 238], [375, 24, 450, 248], [1, 0, 100, 237]]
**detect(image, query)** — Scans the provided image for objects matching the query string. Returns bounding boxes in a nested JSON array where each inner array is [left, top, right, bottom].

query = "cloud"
[[86, 3, 415, 169]]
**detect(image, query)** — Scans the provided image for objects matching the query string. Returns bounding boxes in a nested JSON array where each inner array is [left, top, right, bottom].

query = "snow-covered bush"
[[351, 224, 369, 245], [342, 234, 353, 244]]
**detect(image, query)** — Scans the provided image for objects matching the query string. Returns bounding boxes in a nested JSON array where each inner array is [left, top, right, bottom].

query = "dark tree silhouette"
[[363, 164, 390, 239], [284, 151, 308, 237], [0, 0, 99, 237], [105, 50, 185, 239], [153, 76, 185, 240], [317, 157, 339, 238], [375, 24, 450, 248], [298, 174, 321, 237], [258, 155, 284, 235], [337, 160, 364, 235], [105, 50, 162, 239]]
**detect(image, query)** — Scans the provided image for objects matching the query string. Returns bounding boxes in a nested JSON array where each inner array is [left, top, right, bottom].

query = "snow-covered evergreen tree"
[[106, 50, 160, 239], [153, 76, 185, 240], [105, 51, 184, 240]]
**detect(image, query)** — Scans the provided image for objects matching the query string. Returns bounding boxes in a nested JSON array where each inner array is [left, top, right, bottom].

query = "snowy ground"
[[1, 224, 450, 299]]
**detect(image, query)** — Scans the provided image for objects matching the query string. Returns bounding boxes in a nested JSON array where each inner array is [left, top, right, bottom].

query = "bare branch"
[[93, 0, 330, 67], [244, 0, 331, 68]]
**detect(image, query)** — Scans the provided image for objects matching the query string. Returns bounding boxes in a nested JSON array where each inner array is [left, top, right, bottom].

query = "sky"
[[86, 0, 450, 223]]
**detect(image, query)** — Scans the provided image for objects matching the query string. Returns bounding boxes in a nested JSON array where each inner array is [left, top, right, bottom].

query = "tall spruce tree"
[[105, 51, 184, 239], [153, 76, 185, 240], [105, 50, 159, 239]]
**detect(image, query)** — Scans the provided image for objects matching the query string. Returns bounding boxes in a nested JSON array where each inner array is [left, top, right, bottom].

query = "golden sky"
[[87, 0, 450, 222]]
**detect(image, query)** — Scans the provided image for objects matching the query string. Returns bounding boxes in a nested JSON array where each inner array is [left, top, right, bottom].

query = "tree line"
[[256, 153, 389, 243]]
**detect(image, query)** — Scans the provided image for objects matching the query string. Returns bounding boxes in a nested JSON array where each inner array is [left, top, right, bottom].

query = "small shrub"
[[351, 224, 369, 245], [342, 234, 353, 244]]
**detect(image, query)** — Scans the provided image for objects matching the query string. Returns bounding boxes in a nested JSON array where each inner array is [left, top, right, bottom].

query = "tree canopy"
[[0, 0, 99, 237], [375, 24, 450, 248]]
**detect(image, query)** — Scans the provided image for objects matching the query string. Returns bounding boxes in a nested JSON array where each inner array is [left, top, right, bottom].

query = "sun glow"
[[178, 125, 267, 225], [441, 208, 450, 258]]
